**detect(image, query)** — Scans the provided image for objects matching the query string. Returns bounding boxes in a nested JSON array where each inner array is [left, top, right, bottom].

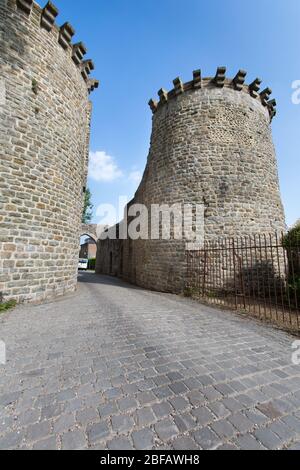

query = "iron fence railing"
[[186, 233, 300, 333]]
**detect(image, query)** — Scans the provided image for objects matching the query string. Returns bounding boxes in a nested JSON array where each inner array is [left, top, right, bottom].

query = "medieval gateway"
[[1, 0, 285, 302]]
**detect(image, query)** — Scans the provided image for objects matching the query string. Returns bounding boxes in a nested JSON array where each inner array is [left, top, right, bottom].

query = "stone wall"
[[81, 224, 99, 242], [0, 0, 98, 302], [96, 68, 286, 293]]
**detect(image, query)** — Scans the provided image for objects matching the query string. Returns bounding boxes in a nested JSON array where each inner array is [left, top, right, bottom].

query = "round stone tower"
[[145, 67, 285, 237], [96, 67, 286, 294], [0, 0, 98, 302]]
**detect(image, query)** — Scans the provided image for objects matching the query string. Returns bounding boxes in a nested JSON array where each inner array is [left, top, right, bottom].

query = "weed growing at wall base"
[[0, 300, 17, 313]]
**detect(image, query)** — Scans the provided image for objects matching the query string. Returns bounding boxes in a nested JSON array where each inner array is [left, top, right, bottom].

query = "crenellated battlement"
[[14, 0, 98, 93], [149, 67, 276, 121]]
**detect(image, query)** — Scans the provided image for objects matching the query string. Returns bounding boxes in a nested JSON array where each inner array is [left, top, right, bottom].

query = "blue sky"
[[49, 0, 299, 227]]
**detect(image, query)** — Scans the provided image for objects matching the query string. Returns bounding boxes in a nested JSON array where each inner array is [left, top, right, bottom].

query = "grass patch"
[[0, 300, 17, 313]]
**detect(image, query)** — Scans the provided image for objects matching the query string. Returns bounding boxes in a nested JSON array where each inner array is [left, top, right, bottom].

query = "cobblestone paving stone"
[[0, 273, 300, 450]]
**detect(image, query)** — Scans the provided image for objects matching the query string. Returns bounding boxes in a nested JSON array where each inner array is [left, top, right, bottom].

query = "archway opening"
[[79, 234, 97, 271]]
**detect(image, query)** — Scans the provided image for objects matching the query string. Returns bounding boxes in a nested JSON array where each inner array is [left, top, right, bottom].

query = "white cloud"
[[128, 170, 143, 184], [89, 151, 123, 182]]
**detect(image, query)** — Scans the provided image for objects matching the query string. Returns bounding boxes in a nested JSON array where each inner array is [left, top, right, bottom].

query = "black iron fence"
[[186, 233, 300, 332]]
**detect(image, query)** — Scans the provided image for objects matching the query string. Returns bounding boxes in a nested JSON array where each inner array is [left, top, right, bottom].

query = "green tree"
[[283, 221, 300, 247], [82, 188, 93, 224]]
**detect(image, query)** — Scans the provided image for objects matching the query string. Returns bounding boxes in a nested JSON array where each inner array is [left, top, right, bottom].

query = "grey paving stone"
[[76, 407, 99, 425], [151, 402, 172, 420], [198, 375, 215, 387], [168, 396, 190, 412], [235, 394, 257, 408], [172, 437, 199, 450], [56, 389, 76, 402], [107, 438, 134, 450], [208, 401, 231, 420], [193, 427, 221, 450], [271, 398, 295, 415], [33, 436, 57, 450], [211, 419, 237, 439], [221, 397, 242, 413], [61, 430, 87, 450], [87, 422, 111, 444], [1, 273, 300, 451], [26, 421, 51, 442], [202, 386, 223, 402], [135, 407, 156, 427], [17, 409, 40, 426], [104, 388, 122, 400], [191, 407, 215, 427], [0, 431, 24, 450], [268, 421, 296, 442], [98, 402, 118, 418], [118, 397, 138, 412], [41, 403, 64, 420], [64, 398, 84, 413], [53, 413, 76, 433], [281, 414, 300, 431], [217, 443, 239, 450], [187, 390, 206, 407], [287, 442, 300, 450], [167, 372, 184, 382], [155, 418, 179, 441], [256, 402, 283, 420], [137, 391, 157, 405], [132, 428, 155, 450], [242, 408, 269, 426], [228, 380, 247, 393], [169, 382, 188, 395], [228, 412, 254, 433], [0, 416, 15, 435], [184, 377, 201, 391], [253, 428, 283, 450], [111, 415, 135, 433], [234, 434, 266, 450], [0, 392, 21, 407], [84, 393, 105, 408], [153, 375, 170, 387], [154, 386, 173, 400], [174, 413, 197, 432]]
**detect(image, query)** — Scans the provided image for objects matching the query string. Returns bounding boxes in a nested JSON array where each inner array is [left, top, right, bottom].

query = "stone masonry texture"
[[0, 273, 299, 450], [96, 71, 286, 294], [0, 0, 98, 302]]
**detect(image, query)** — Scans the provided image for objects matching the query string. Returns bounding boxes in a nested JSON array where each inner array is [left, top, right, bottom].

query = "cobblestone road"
[[0, 273, 300, 450]]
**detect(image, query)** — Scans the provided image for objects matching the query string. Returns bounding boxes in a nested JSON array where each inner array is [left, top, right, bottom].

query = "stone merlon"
[[72, 42, 87, 66], [58, 22, 75, 49], [81, 60, 95, 81], [14, 0, 98, 94], [149, 68, 276, 121], [41, 1, 59, 32], [16, 0, 34, 15]]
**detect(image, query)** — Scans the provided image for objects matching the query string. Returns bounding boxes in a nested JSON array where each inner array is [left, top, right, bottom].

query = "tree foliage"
[[282, 221, 300, 247], [82, 188, 93, 224]]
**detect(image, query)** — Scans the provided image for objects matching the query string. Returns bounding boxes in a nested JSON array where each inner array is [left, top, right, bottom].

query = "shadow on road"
[[77, 271, 141, 290]]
